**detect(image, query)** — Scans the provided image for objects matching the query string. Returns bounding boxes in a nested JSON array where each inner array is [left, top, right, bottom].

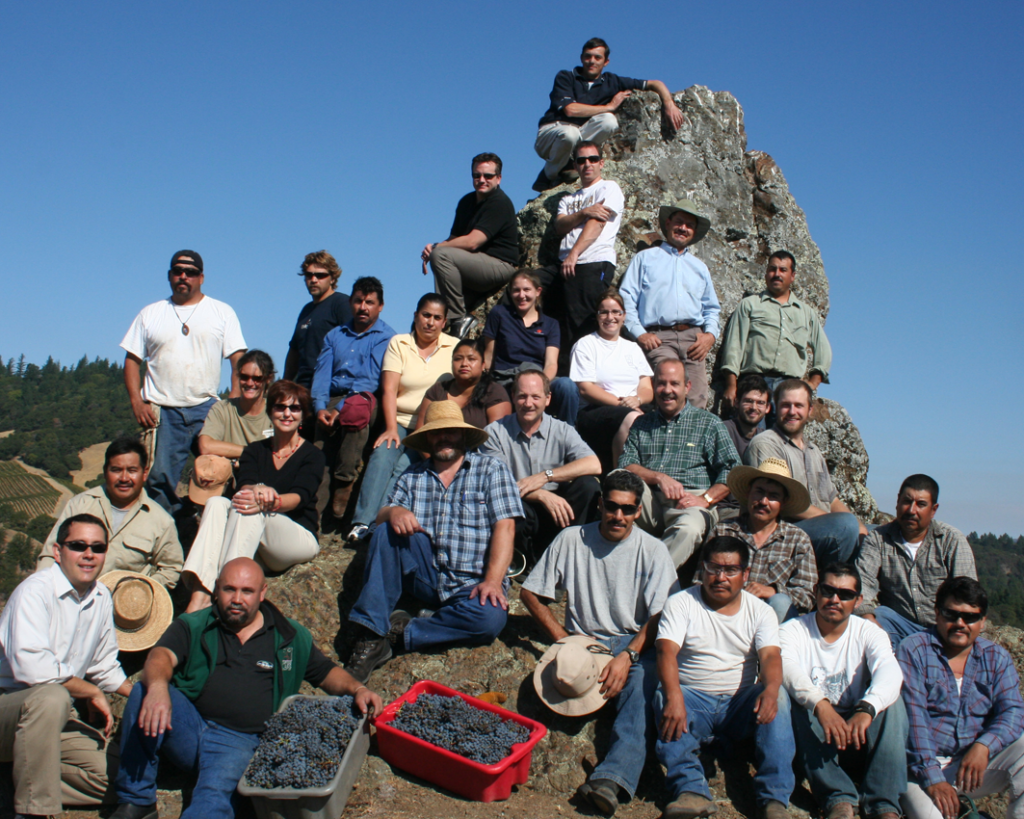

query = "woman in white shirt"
[[570, 288, 654, 471]]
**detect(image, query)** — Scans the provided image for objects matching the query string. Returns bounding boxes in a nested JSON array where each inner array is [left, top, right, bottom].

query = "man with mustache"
[[855, 474, 976, 648], [344, 401, 522, 683], [780, 564, 907, 819], [310, 277, 396, 520], [718, 251, 832, 416], [898, 577, 1024, 819], [111, 557, 382, 819]]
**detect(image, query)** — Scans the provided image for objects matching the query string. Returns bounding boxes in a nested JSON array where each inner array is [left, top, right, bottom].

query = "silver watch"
[[545, 469, 555, 481]]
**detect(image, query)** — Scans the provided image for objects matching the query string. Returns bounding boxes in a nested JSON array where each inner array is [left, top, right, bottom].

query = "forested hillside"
[[0, 355, 137, 478], [969, 531, 1024, 628]]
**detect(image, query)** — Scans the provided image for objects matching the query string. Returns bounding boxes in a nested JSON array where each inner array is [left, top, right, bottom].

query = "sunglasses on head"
[[60, 540, 108, 553], [818, 583, 858, 602], [472, 172, 497, 180], [575, 155, 601, 164], [602, 499, 639, 515], [938, 606, 984, 624]]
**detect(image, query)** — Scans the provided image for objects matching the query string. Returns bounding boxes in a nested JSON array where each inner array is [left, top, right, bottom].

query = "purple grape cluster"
[[391, 692, 530, 765], [244, 696, 359, 789]]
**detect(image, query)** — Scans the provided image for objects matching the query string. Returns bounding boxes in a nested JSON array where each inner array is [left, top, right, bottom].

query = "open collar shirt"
[[898, 629, 1024, 787], [0, 565, 126, 693], [619, 244, 722, 340], [387, 451, 523, 600], [310, 319, 397, 412], [744, 427, 838, 512], [480, 413, 595, 490]]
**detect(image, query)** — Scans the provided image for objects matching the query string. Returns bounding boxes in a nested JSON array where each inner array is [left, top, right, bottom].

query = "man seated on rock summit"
[[533, 37, 683, 192], [855, 474, 976, 648], [344, 401, 523, 683], [40, 436, 183, 589], [481, 370, 602, 562], [722, 373, 771, 460], [112, 557, 382, 819], [422, 152, 520, 339], [522, 470, 677, 817]]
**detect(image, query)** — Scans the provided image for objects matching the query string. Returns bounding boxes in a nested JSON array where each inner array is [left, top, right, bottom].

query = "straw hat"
[[100, 571, 174, 652], [658, 197, 711, 245], [188, 454, 233, 504], [726, 457, 811, 518], [534, 635, 615, 717], [403, 400, 489, 452]]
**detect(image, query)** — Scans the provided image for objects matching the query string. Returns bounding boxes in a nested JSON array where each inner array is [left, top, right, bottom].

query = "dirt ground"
[[70, 441, 109, 487]]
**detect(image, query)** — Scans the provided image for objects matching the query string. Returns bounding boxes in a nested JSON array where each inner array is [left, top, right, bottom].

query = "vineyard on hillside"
[[0, 461, 60, 518]]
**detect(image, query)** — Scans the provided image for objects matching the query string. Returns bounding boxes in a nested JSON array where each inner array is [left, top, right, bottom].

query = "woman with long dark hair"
[[416, 336, 511, 430]]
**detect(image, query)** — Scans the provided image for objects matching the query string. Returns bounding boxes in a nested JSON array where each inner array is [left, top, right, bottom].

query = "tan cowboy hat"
[[100, 571, 174, 652], [188, 454, 234, 504], [658, 197, 711, 244], [534, 635, 615, 717], [727, 457, 811, 518], [403, 399, 489, 452]]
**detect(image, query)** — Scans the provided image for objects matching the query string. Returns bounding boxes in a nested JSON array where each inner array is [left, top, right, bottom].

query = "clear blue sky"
[[1, 1, 1021, 535]]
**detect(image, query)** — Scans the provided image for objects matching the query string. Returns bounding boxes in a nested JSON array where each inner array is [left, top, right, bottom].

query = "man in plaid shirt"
[[345, 401, 523, 682], [898, 577, 1024, 819], [619, 359, 739, 568]]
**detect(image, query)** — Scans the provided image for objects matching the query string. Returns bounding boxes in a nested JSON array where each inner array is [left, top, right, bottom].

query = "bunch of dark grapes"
[[391, 693, 530, 765], [245, 696, 359, 789]]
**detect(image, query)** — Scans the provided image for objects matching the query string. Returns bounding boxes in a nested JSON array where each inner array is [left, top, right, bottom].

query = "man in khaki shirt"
[[39, 437, 182, 588]]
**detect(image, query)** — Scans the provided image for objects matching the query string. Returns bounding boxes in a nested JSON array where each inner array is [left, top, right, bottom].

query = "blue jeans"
[[116, 684, 259, 818], [348, 527, 507, 651], [548, 377, 580, 427], [766, 592, 798, 624], [350, 423, 413, 527], [871, 606, 926, 650], [794, 512, 861, 566], [792, 698, 908, 815], [654, 683, 795, 805], [590, 635, 659, 799], [148, 398, 218, 514]]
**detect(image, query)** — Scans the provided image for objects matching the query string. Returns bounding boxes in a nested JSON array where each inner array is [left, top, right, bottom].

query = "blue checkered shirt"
[[387, 451, 523, 600], [898, 629, 1024, 787]]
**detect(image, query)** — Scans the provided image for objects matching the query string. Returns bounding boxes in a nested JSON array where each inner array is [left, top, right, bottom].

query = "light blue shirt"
[[310, 319, 396, 412], [619, 244, 721, 340]]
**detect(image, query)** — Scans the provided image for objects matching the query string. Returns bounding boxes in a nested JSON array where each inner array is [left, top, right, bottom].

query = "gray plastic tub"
[[237, 694, 370, 819]]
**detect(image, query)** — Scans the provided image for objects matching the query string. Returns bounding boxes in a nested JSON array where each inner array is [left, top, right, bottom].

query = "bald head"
[[214, 557, 267, 630]]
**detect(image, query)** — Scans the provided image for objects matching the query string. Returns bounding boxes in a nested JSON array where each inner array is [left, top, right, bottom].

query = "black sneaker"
[[532, 168, 559, 192], [447, 315, 478, 340], [345, 632, 392, 683], [109, 804, 159, 819]]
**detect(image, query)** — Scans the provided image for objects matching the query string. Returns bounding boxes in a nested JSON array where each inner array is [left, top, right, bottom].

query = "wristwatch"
[[853, 700, 876, 719], [702, 492, 716, 506], [545, 469, 555, 481], [624, 648, 640, 664]]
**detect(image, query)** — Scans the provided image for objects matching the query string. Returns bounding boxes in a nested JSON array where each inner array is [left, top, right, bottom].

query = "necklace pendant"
[[181, 325, 190, 336]]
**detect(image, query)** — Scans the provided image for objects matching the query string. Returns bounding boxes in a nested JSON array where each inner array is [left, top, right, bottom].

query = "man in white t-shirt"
[[121, 250, 247, 515], [537, 140, 625, 358], [521, 470, 677, 816], [780, 563, 906, 819], [655, 535, 795, 819]]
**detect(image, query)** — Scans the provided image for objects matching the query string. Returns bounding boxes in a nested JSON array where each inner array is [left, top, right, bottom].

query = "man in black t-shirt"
[[533, 37, 684, 192], [421, 152, 520, 339], [111, 558, 382, 819]]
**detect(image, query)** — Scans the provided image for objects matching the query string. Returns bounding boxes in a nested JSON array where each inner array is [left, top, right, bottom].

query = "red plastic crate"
[[374, 680, 547, 802]]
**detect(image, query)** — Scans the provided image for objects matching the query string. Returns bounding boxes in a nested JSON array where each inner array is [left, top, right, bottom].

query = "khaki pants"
[[645, 326, 711, 409], [534, 113, 619, 180], [637, 481, 718, 568], [429, 246, 516, 320], [0, 684, 118, 815]]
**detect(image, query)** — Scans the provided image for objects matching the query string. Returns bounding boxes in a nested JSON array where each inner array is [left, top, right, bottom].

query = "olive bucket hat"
[[658, 197, 711, 245]]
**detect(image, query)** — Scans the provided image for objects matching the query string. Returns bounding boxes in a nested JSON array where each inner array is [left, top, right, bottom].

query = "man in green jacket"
[[110, 558, 382, 819]]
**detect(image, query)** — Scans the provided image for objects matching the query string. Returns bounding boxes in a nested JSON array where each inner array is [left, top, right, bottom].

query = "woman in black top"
[[183, 380, 325, 612], [416, 337, 512, 431]]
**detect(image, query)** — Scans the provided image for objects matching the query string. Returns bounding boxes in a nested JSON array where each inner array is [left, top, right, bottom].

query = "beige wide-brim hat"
[[534, 634, 615, 717], [727, 457, 811, 518], [100, 571, 174, 652], [403, 399, 489, 452], [658, 197, 711, 244], [188, 454, 234, 504]]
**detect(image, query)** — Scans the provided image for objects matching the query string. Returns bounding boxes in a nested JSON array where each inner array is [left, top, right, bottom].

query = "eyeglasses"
[[938, 606, 984, 624], [238, 374, 264, 384], [703, 561, 745, 578], [575, 155, 601, 164], [271, 403, 303, 414], [603, 499, 639, 515], [60, 540, 108, 553], [472, 172, 497, 180], [597, 309, 624, 318], [170, 266, 201, 278], [818, 583, 859, 602], [304, 271, 330, 280]]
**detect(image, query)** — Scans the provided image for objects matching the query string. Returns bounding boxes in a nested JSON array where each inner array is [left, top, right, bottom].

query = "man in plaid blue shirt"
[[898, 577, 1024, 819], [345, 401, 523, 682]]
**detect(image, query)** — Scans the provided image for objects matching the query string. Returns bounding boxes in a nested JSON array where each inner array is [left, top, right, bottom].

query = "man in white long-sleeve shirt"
[[780, 562, 907, 819], [0, 513, 133, 818]]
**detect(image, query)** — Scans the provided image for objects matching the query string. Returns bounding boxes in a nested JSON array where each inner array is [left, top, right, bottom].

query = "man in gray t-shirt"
[[521, 471, 677, 816]]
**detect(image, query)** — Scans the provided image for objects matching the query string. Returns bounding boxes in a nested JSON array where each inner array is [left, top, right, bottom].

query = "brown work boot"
[[664, 792, 718, 819], [760, 801, 791, 819], [826, 803, 855, 819], [331, 482, 354, 518]]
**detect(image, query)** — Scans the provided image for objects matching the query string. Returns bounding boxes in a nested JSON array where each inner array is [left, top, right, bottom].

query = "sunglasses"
[[703, 561, 744, 578], [170, 266, 201, 278], [472, 172, 497, 180], [575, 155, 601, 164], [60, 540, 108, 553], [938, 606, 984, 624], [304, 271, 330, 280], [271, 403, 303, 414], [603, 499, 639, 515], [818, 583, 859, 602], [238, 374, 264, 384]]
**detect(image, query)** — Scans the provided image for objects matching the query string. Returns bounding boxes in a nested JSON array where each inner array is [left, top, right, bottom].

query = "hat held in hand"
[[188, 454, 233, 504], [100, 571, 174, 651], [534, 634, 615, 716]]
